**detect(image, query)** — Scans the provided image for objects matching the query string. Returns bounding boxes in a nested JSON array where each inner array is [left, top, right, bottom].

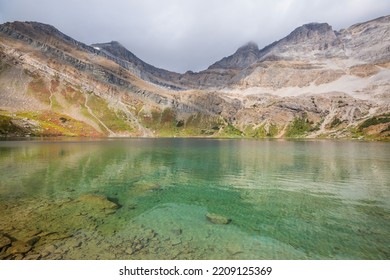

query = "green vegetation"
[[245, 125, 265, 138], [245, 124, 278, 138], [311, 118, 324, 132], [268, 124, 279, 137], [359, 115, 390, 130], [330, 117, 342, 128], [16, 111, 101, 137], [182, 114, 224, 137], [139, 108, 225, 137], [0, 114, 25, 136], [349, 126, 364, 139], [219, 123, 243, 137], [153, 107, 178, 136], [50, 95, 63, 111], [87, 94, 133, 133], [348, 114, 390, 140], [285, 116, 312, 137]]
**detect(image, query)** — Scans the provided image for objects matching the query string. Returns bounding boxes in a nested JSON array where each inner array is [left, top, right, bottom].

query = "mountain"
[[91, 41, 183, 90], [0, 16, 389, 139], [208, 41, 260, 70]]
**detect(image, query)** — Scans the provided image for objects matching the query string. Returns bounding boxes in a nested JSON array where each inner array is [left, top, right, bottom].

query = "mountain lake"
[[0, 138, 389, 259]]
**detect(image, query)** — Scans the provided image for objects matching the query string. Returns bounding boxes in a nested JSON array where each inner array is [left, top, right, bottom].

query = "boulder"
[[206, 213, 232, 225]]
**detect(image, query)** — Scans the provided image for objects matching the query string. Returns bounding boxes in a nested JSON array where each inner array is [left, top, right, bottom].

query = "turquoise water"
[[0, 138, 389, 259]]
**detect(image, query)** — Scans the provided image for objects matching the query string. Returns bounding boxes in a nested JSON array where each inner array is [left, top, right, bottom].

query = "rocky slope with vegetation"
[[0, 15, 389, 139]]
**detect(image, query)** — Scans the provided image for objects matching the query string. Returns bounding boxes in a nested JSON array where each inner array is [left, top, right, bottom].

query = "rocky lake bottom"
[[0, 138, 389, 259]]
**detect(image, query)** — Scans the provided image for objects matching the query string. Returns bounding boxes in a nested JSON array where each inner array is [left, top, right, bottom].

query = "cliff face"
[[0, 16, 389, 139]]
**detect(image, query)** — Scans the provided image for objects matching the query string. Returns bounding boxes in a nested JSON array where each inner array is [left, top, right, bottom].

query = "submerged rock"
[[42, 232, 73, 241], [0, 234, 12, 249], [144, 229, 157, 240], [127, 202, 137, 210], [133, 181, 161, 193], [25, 236, 40, 246], [77, 194, 120, 210], [205, 213, 232, 225], [40, 244, 58, 258], [7, 241, 32, 254], [171, 238, 182, 246], [125, 248, 134, 255], [227, 244, 244, 255]]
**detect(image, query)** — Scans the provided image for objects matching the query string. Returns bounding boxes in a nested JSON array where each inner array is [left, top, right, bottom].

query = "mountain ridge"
[[3, 15, 389, 74]]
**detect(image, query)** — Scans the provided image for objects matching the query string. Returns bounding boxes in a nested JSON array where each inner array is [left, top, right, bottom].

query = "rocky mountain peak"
[[208, 41, 259, 70], [285, 22, 335, 43], [92, 41, 134, 58], [1, 21, 67, 41], [91, 40, 183, 89], [109, 40, 121, 46], [237, 41, 259, 52], [256, 21, 342, 61], [0, 21, 94, 54], [303, 22, 332, 31]]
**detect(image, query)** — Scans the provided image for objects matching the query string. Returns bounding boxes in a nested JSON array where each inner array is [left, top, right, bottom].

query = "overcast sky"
[[1, 0, 390, 73]]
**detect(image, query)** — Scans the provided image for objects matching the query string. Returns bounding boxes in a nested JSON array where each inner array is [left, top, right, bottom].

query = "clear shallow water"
[[0, 138, 389, 259]]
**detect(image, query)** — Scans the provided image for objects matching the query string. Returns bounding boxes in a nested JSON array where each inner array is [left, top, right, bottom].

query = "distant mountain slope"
[[0, 16, 389, 139], [92, 41, 183, 90]]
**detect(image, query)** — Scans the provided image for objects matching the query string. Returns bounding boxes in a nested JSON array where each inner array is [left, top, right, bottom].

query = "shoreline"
[[1, 135, 389, 142]]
